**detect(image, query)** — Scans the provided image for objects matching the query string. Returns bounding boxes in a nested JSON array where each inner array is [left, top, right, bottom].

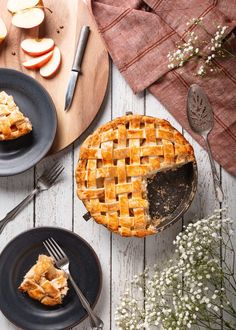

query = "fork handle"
[[69, 274, 104, 329], [205, 137, 224, 203], [0, 188, 39, 234]]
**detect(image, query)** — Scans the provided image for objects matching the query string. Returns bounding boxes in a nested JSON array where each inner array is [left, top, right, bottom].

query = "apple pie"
[[0, 91, 32, 141], [76, 115, 196, 237], [19, 255, 68, 306]]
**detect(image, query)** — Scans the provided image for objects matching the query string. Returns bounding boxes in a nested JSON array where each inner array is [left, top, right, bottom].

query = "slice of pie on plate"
[[76, 114, 196, 237], [19, 255, 68, 306], [0, 91, 32, 141]]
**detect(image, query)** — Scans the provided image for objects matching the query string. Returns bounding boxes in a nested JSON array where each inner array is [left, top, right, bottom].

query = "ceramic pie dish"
[[76, 114, 197, 237]]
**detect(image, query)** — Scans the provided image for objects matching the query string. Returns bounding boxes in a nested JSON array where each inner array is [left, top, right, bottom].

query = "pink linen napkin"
[[90, 0, 236, 176]]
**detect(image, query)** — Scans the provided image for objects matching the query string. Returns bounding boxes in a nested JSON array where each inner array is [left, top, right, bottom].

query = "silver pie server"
[[64, 25, 90, 112], [187, 84, 224, 203]]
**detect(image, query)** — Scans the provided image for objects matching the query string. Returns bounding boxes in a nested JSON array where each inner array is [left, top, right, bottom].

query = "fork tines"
[[45, 162, 61, 176], [43, 237, 67, 261], [42, 162, 65, 185]]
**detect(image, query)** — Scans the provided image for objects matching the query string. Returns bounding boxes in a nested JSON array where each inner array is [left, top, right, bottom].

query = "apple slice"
[[0, 18, 7, 44], [40, 46, 61, 78], [23, 50, 53, 69], [12, 7, 44, 29], [21, 38, 54, 56], [7, 0, 40, 13]]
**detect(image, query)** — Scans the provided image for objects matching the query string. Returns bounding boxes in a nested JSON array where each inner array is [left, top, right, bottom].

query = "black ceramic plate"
[[0, 69, 57, 176], [0, 227, 102, 330]]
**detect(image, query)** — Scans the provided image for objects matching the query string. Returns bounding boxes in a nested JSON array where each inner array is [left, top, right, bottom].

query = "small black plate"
[[0, 69, 57, 176], [0, 227, 102, 330]]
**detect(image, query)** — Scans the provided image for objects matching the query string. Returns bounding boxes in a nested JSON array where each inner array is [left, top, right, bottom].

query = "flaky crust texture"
[[19, 255, 68, 306], [0, 91, 32, 141], [76, 115, 195, 237]]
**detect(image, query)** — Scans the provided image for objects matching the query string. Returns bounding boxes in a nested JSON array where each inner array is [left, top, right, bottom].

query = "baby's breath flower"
[[167, 16, 231, 77], [116, 210, 235, 329], [214, 306, 219, 312]]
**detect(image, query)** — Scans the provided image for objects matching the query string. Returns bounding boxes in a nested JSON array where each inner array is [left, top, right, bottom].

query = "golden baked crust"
[[0, 91, 32, 141], [76, 115, 195, 237], [19, 255, 68, 306]]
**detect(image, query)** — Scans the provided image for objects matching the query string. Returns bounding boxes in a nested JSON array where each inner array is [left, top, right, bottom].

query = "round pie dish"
[[76, 114, 197, 237], [0, 68, 57, 176]]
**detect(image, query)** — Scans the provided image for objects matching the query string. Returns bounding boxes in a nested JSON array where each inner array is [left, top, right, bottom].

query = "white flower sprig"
[[115, 210, 236, 330], [167, 17, 232, 77], [167, 31, 199, 69], [168, 18, 202, 70]]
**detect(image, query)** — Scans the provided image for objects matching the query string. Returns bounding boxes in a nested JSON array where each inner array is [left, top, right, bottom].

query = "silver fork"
[[0, 162, 64, 234], [43, 238, 104, 330]]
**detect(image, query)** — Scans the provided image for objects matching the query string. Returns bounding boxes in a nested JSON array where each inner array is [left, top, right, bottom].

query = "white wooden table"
[[0, 64, 235, 330]]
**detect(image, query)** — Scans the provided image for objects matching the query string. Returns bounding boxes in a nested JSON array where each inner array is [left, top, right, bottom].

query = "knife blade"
[[64, 25, 90, 112]]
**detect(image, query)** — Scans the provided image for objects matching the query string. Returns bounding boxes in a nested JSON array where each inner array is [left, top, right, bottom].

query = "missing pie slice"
[[76, 115, 196, 237], [19, 255, 68, 306], [0, 91, 32, 141]]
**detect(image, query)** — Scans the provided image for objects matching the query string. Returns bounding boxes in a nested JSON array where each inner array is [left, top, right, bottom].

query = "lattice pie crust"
[[19, 255, 68, 306], [76, 115, 195, 237], [0, 91, 32, 141]]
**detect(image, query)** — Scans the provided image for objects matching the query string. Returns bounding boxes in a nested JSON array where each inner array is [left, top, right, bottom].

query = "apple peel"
[[21, 38, 55, 56], [13, 5, 53, 15], [23, 50, 53, 69], [40, 46, 61, 78]]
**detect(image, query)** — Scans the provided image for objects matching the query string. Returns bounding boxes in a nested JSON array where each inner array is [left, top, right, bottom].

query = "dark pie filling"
[[147, 162, 196, 228]]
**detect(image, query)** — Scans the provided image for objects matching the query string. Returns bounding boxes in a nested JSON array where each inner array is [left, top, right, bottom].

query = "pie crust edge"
[[76, 115, 195, 237]]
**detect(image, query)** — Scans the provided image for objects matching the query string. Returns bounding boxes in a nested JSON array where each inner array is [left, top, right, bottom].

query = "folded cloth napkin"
[[90, 0, 236, 176]]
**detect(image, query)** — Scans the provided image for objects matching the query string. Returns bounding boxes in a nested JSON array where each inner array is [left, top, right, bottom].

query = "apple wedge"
[[12, 7, 45, 29], [23, 50, 53, 69], [0, 18, 7, 44], [40, 46, 61, 78], [7, 0, 40, 13], [21, 38, 54, 56]]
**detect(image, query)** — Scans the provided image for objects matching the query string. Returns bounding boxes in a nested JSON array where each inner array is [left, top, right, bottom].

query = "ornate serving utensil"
[[187, 84, 224, 203]]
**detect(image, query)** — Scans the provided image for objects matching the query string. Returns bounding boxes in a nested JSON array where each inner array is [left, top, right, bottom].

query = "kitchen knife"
[[64, 25, 90, 112]]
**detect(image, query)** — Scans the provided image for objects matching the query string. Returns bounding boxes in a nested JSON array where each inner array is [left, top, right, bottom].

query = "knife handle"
[[72, 25, 90, 72]]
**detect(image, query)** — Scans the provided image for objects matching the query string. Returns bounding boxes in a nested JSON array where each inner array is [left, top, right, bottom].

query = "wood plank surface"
[[0, 0, 109, 153], [0, 169, 34, 330], [73, 72, 112, 330], [222, 169, 236, 326], [0, 61, 235, 330], [110, 66, 145, 330]]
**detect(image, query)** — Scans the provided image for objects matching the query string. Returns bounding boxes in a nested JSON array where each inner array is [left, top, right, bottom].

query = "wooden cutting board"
[[0, 0, 109, 153]]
